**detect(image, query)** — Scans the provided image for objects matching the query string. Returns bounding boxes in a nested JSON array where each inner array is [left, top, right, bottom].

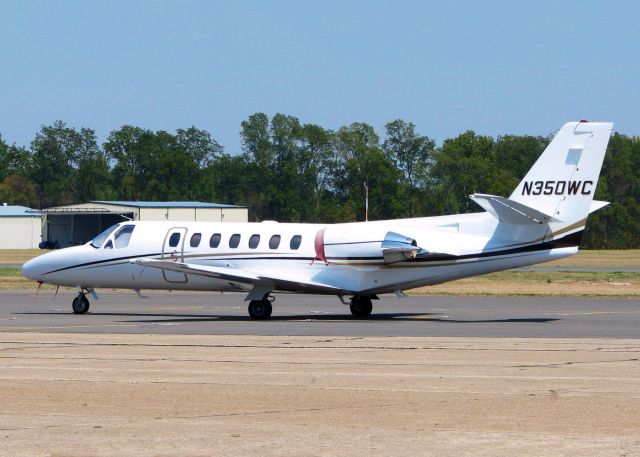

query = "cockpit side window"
[[90, 225, 118, 248], [114, 225, 135, 248]]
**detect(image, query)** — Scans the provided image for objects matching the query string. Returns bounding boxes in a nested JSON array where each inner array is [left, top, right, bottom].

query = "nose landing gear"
[[72, 290, 92, 314]]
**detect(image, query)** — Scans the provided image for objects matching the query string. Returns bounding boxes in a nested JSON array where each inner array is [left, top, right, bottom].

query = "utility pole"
[[364, 182, 369, 222]]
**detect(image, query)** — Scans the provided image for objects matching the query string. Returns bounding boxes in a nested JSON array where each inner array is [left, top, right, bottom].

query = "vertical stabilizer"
[[509, 121, 612, 226]]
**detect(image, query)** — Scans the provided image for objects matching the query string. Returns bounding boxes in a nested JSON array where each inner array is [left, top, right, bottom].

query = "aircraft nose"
[[21, 256, 46, 281]]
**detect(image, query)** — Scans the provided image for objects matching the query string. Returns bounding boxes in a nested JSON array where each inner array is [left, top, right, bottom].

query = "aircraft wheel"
[[72, 294, 90, 314], [248, 299, 272, 320], [350, 296, 372, 318]]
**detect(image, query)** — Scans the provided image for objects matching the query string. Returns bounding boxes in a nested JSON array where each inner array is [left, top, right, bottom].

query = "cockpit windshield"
[[89, 225, 119, 248]]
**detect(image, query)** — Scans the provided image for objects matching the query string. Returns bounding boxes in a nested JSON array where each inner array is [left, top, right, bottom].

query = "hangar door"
[[44, 211, 134, 248]]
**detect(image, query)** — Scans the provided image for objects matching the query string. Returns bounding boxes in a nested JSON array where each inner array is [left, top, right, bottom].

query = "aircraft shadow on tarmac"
[[19, 311, 560, 324]]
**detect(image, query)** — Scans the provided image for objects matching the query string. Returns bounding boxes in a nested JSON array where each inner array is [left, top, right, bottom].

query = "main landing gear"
[[72, 290, 91, 314], [248, 296, 273, 320], [349, 296, 373, 318], [246, 294, 374, 320]]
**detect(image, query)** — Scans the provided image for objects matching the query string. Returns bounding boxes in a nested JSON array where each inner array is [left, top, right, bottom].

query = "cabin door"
[[161, 227, 188, 283]]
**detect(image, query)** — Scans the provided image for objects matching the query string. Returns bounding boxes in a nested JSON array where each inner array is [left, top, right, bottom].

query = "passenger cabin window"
[[209, 233, 221, 248], [290, 235, 302, 250], [269, 235, 281, 249], [168, 232, 181, 248], [249, 234, 260, 249], [229, 234, 241, 248], [114, 225, 135, 248], [190, 233, 202, 247]]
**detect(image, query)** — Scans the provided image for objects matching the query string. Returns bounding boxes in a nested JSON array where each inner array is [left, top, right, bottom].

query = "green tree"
[[268, 113, 304, 221], [332, 122, 402, 221], [431, 131, 498, 214], [104, 125, 152, 200], [74, 128, 111, 202], [207, 154, 261, 218], [493, 134, 549, 192], [582, 133, 640, 248], [0, 175, 38, 206], [30, 121, 106, 207], [297, 123, 334, 222], [238, 113, 335, 222], [241, 113, 272, 168], [106, 126, 216, 201], [239, 113, 274, 220], [176, 127, 224, 169], [6, 117, 638, 249], [0, 136, 31, 181], [382, 120, 435, 217]]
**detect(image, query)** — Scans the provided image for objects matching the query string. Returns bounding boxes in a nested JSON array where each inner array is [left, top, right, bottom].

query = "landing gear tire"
[[72, 294, 90, 314], [350, 296, 372, 318], [248, 299, 272, 320]]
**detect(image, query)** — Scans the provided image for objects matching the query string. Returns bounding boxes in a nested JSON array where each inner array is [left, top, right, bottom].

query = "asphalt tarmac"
[[1, 290, 639, 338], [2, 292, 640, 456]]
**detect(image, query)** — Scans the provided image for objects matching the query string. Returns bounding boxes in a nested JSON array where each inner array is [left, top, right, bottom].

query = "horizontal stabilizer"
[[589, 200, 609, 214], [470, 193, 560, 225]]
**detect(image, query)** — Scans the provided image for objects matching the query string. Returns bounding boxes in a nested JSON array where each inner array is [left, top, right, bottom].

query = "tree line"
[[0, 114, 638, 249]]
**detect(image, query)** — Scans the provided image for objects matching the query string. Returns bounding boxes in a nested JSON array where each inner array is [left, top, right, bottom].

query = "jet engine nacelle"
[[314, 227, 422, 264]]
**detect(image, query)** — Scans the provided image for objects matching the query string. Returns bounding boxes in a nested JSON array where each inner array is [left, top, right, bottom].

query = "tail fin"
[[509, 121, 613, 225]]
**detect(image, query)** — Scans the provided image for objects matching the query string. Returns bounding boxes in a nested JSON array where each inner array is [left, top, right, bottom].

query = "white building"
[[0, 205, 41, 249]]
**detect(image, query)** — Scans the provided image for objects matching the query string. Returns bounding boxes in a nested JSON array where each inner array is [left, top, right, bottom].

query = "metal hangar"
[[0, 204, 41, 249], [40, 201, 248, 248]]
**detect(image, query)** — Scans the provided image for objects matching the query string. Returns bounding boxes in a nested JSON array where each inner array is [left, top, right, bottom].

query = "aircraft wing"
[[132, 258, 347, 295], [134, 258, 260, 283]]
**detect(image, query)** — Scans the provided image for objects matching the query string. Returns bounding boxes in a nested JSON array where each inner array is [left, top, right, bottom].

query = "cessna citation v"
[[22, 121, 613, 320]]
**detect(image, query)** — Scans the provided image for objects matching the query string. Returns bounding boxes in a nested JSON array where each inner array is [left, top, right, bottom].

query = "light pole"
[[364, 182, 369, 222]]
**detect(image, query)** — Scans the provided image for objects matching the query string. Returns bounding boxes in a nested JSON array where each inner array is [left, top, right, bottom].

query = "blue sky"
[[1, 0, 638, 152]]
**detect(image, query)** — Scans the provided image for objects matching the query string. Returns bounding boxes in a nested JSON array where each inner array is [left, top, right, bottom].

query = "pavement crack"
[[0, 425, 61, 431], [515, 357, 639, 368], [155, 402, 416, 420], [2, 340, 640, 356]]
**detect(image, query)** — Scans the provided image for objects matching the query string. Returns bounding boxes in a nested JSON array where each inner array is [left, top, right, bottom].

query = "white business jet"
[[22, 121, 612, 319]]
